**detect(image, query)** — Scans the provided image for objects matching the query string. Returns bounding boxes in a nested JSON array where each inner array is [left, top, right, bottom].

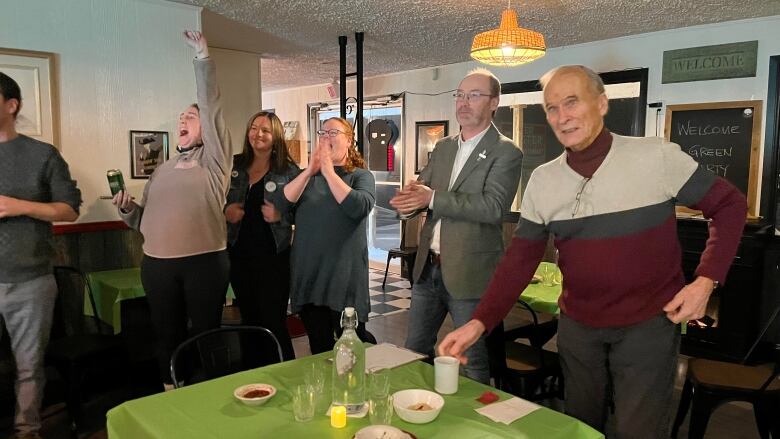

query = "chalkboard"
[[665, 101, 762, 217]]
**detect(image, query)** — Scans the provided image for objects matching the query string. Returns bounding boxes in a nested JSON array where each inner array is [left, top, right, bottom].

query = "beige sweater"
[[120, 58, 232, 258]]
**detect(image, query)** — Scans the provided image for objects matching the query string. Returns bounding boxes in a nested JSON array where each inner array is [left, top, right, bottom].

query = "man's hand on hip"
[[663, 276, 716, 323]]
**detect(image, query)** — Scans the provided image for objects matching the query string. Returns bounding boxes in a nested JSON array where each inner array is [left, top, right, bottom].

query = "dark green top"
[[284, 167, 375, 322]]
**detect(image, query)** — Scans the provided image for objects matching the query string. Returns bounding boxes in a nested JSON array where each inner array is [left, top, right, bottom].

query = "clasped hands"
[[305, 143, 337, 178], [389, 180, 433, 215]]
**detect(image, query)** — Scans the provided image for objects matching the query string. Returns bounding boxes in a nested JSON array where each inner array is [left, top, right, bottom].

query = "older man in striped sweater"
[[439, 65, 747, 438]]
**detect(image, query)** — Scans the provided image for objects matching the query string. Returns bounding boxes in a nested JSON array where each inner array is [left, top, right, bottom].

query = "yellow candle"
[[330, 405, 347, 428]]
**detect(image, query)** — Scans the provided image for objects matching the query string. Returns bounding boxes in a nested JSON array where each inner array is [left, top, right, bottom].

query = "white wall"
[[263, 15, 780, 210], [210, 47, 262, 156], [0, 0, 201, 222]]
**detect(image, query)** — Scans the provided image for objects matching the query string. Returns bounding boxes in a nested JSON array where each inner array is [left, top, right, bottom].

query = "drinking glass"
[[305, 362, 326, 394], [541, 264, 555, 287], [553, 267, 563, 285], [305, 362, 328, 412], [369, 394, 394, 425], [292, 384, 316, 422], [367, 367, 391, 398]]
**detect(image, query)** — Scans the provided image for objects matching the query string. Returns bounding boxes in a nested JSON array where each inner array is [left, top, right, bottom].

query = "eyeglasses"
[[453, 91, 494, 101], [571, 177, 591, 218], [316, 129, 346, 138]]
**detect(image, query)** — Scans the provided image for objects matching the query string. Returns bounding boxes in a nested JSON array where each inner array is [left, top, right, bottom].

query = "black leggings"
[[299, 304, 375, 354], [141, 250, 229, 384], [229, 250, 295, 363]]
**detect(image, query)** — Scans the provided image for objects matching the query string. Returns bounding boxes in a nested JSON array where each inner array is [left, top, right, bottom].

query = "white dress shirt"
[[429, 125, 491, 254]]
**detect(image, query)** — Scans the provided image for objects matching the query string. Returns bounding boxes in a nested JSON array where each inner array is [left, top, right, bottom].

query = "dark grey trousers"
[[558, 313, 680, 439], [0, 274, 58, 436]]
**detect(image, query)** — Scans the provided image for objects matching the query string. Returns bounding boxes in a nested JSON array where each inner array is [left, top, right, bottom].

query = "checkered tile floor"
[[368, 268, 412, 319]]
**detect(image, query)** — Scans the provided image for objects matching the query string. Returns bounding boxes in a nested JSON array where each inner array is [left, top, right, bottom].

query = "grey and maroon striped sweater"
[[473, 129, 747, 330]]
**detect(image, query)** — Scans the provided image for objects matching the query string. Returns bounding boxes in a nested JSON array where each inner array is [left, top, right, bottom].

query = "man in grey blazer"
[[390, 68, 522, 383]]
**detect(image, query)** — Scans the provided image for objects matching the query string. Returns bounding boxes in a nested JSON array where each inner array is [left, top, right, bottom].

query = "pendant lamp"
[[470, 2, 546, 66]]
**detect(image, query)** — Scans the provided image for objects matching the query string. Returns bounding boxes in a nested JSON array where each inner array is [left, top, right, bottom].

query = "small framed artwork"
[[129, 131, 169, 179], [415, 120, 449, 173]]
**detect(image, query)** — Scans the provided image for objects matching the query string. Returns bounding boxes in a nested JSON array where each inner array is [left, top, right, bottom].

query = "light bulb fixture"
[[470, 1, 546, 67]]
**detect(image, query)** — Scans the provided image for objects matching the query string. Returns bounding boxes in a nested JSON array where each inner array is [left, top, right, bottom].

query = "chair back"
[[500, 300, 562, 400], [759, 345, 780, 392], [169, 326, 284, 388], [515, 300, 558, 349], [742, 303, 780, 364], [741, 303, 780, 392], [398, 217, 415, 250], [51, 266, 107, 339]]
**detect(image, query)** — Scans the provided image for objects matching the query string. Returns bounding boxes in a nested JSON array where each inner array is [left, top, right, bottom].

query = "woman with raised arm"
[[282, 117, 376, 354], [113, 31, 232, 389]]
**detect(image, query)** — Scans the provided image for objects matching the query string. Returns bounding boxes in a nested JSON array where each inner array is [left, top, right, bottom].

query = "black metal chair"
[[46, 266, 124, 437], [498, 300, 563, 401], [383, 219, 417, 289], [671, 304, 780, 439], [169, 325, 284, 389]]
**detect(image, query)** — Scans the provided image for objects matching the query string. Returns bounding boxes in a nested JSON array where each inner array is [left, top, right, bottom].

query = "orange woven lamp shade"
[[471, 8, 546, 66]]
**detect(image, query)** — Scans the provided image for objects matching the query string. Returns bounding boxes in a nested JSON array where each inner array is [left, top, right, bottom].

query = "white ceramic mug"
[[434, 356, 459, 394]]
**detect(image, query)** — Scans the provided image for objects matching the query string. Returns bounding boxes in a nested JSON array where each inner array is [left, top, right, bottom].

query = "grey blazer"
[[412, 124, 523, 299]]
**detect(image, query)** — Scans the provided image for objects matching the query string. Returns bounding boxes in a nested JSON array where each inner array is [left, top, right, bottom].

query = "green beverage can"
[[107, 169, 125, 196]]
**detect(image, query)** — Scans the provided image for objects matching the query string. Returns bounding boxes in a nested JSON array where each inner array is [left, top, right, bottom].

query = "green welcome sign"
[[662, 41, 758, 84]]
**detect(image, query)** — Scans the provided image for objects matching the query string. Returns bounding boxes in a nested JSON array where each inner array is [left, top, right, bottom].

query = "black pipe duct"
[[337, 32, 365, 155], [355, 32, 364, 155]]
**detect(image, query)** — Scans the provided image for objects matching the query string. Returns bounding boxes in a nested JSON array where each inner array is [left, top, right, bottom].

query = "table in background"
[[106, 351, 603, 439], [520, 262, 562, 315], [86, 268, 235, 334]]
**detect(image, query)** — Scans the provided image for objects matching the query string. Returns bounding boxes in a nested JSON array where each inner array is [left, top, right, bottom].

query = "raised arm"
[[184, 31, 232, 179]]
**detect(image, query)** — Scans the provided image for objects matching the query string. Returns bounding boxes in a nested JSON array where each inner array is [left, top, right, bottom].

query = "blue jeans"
[[404, 262, 490, 384]]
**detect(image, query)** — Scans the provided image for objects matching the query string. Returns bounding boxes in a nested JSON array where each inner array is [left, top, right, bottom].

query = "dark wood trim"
[[53, 221, 129, 235]]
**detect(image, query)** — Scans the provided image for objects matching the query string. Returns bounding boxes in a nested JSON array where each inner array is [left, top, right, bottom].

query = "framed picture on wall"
[[129, 131, 169, 179], [0, 47, 58, 146], [415, 120, 449, 173]]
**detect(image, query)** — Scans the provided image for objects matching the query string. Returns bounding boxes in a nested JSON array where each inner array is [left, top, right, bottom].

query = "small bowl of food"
[[234, 383, 276, 406], [354, 425, 412, 439], [392, 389, 444, 424]]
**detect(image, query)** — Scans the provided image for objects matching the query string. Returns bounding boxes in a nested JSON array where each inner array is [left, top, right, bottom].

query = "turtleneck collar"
[[176, 143, 203, 154], [566, 127, 612, 179]]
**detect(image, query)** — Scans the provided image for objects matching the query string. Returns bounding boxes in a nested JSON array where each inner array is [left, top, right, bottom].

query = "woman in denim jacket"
[[225, 111, 299, 362]]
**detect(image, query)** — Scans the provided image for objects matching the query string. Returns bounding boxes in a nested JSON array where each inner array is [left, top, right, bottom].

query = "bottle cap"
[[344, 307, 355, 316]]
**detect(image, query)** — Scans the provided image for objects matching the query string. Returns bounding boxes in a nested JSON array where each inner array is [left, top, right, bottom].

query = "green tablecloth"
[[86, 268, 235, 334], [519, 262, 562, 315], [107, 351, 602, 439]]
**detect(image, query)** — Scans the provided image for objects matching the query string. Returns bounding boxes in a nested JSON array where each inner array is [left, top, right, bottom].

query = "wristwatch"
[[712, 280, 720, 289]]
